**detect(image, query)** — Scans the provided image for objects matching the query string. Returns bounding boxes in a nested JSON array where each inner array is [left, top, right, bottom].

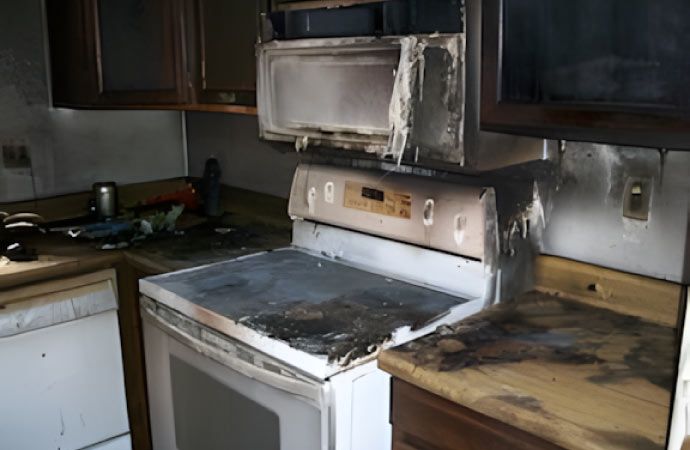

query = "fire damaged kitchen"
[[1, 0, 689, 449]]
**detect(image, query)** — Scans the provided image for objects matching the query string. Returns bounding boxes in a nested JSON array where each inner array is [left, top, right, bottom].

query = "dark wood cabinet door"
[[47, 0, 188, 107], [391, 378, 565, 450], [94, 0, 187, 104], [481, 0, 690, 150], [192, 0, 257, 106], [46, 0, 100, 106]]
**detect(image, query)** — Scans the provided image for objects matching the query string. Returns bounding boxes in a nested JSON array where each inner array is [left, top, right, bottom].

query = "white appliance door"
[[0, 310, 130, 450], [257, 35, 466, 165], [143, 308, 325, 450], [258, 37, 399, 154]]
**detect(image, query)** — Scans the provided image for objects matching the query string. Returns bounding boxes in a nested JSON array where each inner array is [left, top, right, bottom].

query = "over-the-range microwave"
[[257, 0, 555, 171]]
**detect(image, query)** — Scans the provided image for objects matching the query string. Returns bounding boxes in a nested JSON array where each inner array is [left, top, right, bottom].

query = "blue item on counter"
[[81, 220, 134, 239]]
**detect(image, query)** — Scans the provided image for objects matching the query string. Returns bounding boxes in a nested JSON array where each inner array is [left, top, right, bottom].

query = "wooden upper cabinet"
[[46, 0, 100, 106], [191, 0, 257, 106], [46, 0, 258, 110], [95, 0, 186, 104], [481, 0, 690, 150]]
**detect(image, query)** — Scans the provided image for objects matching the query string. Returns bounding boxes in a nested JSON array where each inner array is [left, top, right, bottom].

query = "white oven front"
[[141, 300, 328, 450]]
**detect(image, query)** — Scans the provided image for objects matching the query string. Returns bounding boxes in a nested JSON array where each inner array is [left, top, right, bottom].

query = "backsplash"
[[539, 142, 690, 283], [0, 0, 186, 202]]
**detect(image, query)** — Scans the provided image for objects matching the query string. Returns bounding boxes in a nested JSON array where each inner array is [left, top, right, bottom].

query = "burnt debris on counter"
[[145, 249, 470, 363], [393, 290, 676, 391]]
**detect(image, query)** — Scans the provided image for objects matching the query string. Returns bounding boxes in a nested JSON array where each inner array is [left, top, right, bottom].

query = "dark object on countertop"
[[0, 212, 45, 262], [202, 158, 222, 217], [93, 182, 118, 219], [2, 242, 38, 262]]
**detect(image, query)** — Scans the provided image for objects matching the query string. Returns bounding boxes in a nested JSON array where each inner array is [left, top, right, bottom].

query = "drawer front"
[[391, 378, 564, 450], [0, 269, 119, 337], [0, 278, 118, 338]]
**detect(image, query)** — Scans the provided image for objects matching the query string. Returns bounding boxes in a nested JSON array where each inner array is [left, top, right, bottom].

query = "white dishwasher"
[[0, 269, 131, 450]]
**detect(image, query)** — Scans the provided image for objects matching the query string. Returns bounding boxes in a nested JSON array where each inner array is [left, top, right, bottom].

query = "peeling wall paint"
[[0, 0, 185, 202]]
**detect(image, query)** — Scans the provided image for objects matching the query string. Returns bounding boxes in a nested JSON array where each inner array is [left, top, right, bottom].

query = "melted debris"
[[148, 249, 466, 365], [395, 291, 676, 391], [243, 298, 446, 364]]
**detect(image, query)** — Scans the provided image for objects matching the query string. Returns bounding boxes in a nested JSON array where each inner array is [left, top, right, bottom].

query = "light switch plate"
[[2, 142, 31, 169], [622, 177, 652, 221]]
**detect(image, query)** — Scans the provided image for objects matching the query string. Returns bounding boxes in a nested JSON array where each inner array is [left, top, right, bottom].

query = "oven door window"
[[171, 355, 280, 450]]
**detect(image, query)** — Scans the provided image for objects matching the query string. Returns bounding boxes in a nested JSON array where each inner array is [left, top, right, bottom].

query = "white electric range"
[[139, 163, 500, 450]]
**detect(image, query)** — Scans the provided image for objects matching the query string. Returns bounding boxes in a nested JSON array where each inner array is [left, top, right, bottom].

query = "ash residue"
[[395, 291, 677, 391], [244, 298, 442, 363], [591, 429, 665, 450], [493, 395, 545, 414], [434, 316, 604, 372]]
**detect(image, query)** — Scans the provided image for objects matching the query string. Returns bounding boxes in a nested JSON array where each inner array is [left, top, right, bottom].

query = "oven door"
[[141, 298, 327, 450]]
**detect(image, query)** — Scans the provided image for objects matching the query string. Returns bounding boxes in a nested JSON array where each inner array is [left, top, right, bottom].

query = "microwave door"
[[257, 35, 467, 165], [257, 37, 400, 154]]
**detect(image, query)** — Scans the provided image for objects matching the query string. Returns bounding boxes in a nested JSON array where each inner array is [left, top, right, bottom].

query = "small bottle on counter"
[[202, 157, 222, 217]]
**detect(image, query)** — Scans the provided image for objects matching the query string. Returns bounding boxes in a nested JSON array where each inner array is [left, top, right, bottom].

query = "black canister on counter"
[[93, 182, 118, 219], [202, 157, 222, 217]]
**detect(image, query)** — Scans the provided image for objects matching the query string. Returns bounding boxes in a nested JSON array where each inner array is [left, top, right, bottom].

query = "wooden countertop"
[[0, 223, 291, 294], [379, 256, 683, 450], [0, 185, 293, 292]]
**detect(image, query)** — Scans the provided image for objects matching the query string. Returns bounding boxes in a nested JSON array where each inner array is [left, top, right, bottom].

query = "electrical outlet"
[[2, 142, 31, 169], [622, 177, 652, 221]]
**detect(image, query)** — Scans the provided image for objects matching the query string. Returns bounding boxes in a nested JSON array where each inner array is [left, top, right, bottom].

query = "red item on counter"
[[145, 185, 199, 211]]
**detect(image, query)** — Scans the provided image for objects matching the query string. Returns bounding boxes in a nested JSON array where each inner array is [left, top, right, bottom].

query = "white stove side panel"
[[329, 361, 392, 450]]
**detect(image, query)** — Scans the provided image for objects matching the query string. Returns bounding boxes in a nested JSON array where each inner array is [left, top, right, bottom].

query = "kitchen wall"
[[186, 112, 298, 199], [0, 0, 186, 203], [539, 143, 690, 284]]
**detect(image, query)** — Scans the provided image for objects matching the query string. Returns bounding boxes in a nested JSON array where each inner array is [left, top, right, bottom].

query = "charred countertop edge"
[[377, 291, 676, 450], [377, 351, 671, 450], [0, 249, 169, 293]]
